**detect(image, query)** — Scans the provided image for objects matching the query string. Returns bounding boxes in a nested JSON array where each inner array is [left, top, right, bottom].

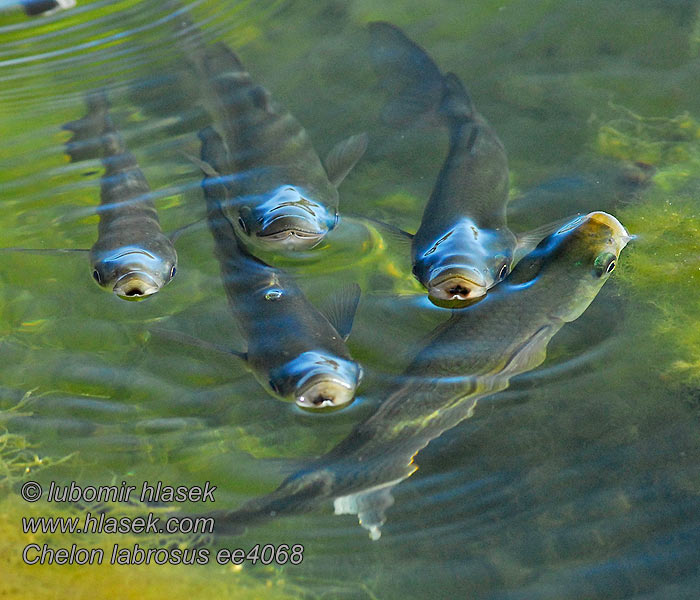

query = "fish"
[[196, 126, 363, 409], [62, 90, 178, 300], [0, 0, 75, 17], [188, 210, 630, 539], [369, 22, 562, 304], [173, 8, 368, 252]]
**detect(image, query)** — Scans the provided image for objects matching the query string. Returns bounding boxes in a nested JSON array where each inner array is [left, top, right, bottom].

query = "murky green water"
[[1, 1, 699, 598]]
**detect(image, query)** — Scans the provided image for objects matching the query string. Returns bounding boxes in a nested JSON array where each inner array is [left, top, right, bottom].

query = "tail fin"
[[368, 21, 474, 127], [62, 89, 113, 162]]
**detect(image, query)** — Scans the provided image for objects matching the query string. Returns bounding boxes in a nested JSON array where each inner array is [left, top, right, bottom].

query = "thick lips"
[[428, 267, 488, 301], [113, 271, 160, 299], [587, 211, 632, 247], [257, 214, 327, 247], [296, 377, 356, 410]]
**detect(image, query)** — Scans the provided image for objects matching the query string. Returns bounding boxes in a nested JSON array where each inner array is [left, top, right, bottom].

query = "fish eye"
[[594, 252, 617, 277], [498, 264, 508, 280], [237, 216, 248, 235], [92, 269, 102, 284], [170, 265, 177, 279]]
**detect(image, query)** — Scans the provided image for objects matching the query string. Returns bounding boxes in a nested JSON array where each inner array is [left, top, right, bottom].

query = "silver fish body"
[[369, 22, 515, 302], [63, 91, 177, 300], [178, 20, 366, 252], [200, 127, 362, 409]]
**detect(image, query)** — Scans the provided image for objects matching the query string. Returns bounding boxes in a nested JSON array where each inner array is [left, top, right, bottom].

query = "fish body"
[[200, 127, 362, 409], [63, 91, 177, 299], [369, 22, 515, 302], [178, 18, 366, 252], [0, 0, 75, 16], [199, 211, 630, 538]]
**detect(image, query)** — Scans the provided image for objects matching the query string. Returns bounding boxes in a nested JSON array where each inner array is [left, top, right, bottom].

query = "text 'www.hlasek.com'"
[[17, 480, 304, 566]]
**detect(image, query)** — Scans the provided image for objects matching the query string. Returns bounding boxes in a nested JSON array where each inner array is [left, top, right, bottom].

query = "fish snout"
[[113, 271, 161, 300], [427, 266, 489, 301], [256, 213, 328, 249], [296, 375, 356, 410], [252, 188, 332, 250]]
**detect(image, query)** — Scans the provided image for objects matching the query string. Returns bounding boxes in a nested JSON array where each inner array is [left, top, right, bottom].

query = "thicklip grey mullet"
[[63, 90, 178, 300], [186, 211, 630, 539], [194, 125, 363, 410], [173, 5, 368, 252]]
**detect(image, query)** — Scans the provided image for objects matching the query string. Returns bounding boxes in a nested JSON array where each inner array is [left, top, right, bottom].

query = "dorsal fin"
[[324, 133, 368, 187], [513, 214, 584, 265], [149, 327, 247, 361], [249, 85, 273, 113], [319, 283, 361, 341], [441, 72, 475, 121]]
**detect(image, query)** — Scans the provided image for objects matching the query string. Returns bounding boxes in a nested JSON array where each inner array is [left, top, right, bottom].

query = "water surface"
[[1, 1, 699, 598]]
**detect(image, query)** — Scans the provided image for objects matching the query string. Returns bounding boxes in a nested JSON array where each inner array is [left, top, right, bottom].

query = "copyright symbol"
[[20, 481, 42, 503]]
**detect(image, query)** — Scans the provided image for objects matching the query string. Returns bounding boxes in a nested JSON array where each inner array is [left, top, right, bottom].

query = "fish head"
[[506, 211, 631, 322], [91, 246, 177, 301], [269, 351, 362, 410], [236, 186, 335, 251], [417, 222, 515, 303]]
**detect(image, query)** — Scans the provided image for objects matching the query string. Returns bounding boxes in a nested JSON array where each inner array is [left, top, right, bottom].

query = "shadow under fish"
[[162, 126, 363, 410], [186, 210, 630, 540], [172, 4, 367, 252], [368, 22, 566, 305]]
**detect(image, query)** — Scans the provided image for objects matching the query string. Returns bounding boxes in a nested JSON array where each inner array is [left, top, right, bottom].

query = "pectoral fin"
[[179, 150, 219, 178], [354, 215, 414, 249], [324, 133, 368, 187], [513, 214, 583, 264], [168, 217, 206, 244], [0, 247, 90, 254], [319, 282, 361, 341], [149, 327, 247, 361]]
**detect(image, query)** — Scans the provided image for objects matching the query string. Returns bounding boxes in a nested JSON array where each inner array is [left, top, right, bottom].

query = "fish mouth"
[[428, 270, 488, 301], [113, 272, 161, 300], [257, 227, 326, 249], [296, 377, 356, 410], [587, 211, 632, 247]]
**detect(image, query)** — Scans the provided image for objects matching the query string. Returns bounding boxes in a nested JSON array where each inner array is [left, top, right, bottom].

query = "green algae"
[[0, 390, 78, 492], [0, 390, 301, 600], [0, 494, 302, 600], [596, 105, 700, 384]]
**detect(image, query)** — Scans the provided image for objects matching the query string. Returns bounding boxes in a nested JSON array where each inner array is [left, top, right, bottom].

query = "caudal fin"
[[368, 21, 474, 127]]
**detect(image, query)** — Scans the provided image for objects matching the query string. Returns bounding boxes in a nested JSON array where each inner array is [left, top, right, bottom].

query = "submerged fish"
[[191, 211, 630, 538], [369, 22, 557, 303], [62, 90, 178, 300], [0, 0, 75, 17], [176, 11, 367, 252], [198, 126, 363, 409]]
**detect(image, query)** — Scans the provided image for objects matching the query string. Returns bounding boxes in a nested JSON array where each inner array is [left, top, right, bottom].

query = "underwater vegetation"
[[597, 105, 700, 384], [0, 495, 301, 600], [0, 392, 301, 600]]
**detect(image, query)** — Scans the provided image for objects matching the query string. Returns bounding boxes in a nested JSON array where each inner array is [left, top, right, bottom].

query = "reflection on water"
[[1, 1, 700, 599]]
